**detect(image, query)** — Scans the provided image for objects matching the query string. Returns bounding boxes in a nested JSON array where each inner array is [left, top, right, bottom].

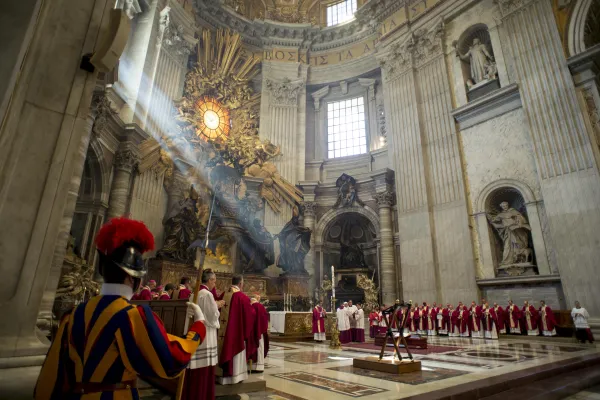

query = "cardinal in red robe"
[[368, 308, 380, 338], [469, 301, 483, 338], [217, 276, 256, 384], [137, 281, 153, 300], [539, 300, 557, 336], [427, 303, 438, 336], [407, 306, 417, 334], [249, 294, 269, 372], [452, 303, 469, 337], [313, 301, 326, 342], [493, 303, 506, 334], [158, 285, 170, 300], [522, 301, 539, 335], [482, 303, 498, 339], [439, 304, 451, 335], [506, 300, 522, 334]]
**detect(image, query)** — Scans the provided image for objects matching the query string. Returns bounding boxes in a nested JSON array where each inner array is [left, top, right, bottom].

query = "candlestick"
[[331, 265, 336, 299]]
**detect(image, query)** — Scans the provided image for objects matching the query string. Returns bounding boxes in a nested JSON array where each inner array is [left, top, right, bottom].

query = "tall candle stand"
[[329, 297, 341, 350]]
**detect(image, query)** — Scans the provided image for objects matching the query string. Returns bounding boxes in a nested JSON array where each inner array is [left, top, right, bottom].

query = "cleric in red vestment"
[[539, 300, 557, 336], [506, 300, 522, 334], [522, 300, 539, 335], [468, 301, 483, 338], [312, 301, 326, 342], [172, 277, 192, 300], [217, 275, 256, 384], [493, 303, 506, 334], [439, 304, 451, 335], [137, 280, 155, 300], [249, 294, 269, 372], [368, 308, 379, 338]]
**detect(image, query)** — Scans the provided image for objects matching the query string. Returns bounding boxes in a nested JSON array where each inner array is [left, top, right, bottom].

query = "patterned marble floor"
[[138, 337, 599, 400]]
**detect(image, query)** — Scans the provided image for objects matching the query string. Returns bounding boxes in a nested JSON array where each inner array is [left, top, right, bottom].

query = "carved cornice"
[[90, 91, 117, 136], [494, 0, 535, 18], [265, 78, 304, 106], [374, 191, 394, 207], [114, 149, 140, 173], [302, 201, 318, 217], [193, 0, 400, 52]]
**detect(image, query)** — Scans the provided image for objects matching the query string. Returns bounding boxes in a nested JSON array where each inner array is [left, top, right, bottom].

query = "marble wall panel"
[[461, 108, 542, 209], [482, 283, 565, 310], [433, 201, 478, 305], [398, 210, 438, 303]]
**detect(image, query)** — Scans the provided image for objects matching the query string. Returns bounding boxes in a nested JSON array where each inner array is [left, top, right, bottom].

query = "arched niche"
[[318, 209, 379, 304], [473, 179, 551, 279], [454, 23, 500, 101], [315, 205, 380, 246], [568, 0, 600, 56], [70, 144, 110, 269]]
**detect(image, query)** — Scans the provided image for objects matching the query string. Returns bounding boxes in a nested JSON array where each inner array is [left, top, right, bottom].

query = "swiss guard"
[[34, 217, 207, 399]]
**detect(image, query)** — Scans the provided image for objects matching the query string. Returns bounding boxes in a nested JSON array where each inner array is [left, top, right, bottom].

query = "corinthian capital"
[[302, 201, 318, 217], [494, 0, 534, 18], [265, 78, 304, 106], [114, 149, 139, 173], [374, 191, 394, 207], [412, 22, 444, 68], [378, 35, 415, 81]]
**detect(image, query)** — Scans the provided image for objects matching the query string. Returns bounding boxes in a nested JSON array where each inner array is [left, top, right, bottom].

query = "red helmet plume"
[[95, 217, 155, 255]]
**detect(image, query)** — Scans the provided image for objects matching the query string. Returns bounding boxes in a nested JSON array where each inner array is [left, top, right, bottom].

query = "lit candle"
[[331, 265, 336, 299]]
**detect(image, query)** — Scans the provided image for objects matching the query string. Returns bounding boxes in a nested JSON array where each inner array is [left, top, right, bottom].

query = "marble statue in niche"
[[453, 26, 499, 99], [487, 196, 536, 276], [455, 38, 497, 84], [276, 205, 311, 275], [333, 173, 364, 208]]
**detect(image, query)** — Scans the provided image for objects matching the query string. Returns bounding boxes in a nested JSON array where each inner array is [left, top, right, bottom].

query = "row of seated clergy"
[[335, 301, 365, 344], [132, 277, 194, 300], [182, 270, 269, 400]]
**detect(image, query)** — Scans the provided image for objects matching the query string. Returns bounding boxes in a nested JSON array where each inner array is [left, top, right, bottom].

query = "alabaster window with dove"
[[195, 97, 231, 140]]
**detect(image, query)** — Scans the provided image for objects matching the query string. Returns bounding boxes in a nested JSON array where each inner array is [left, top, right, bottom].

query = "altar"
[[269, 311, 333, 340]]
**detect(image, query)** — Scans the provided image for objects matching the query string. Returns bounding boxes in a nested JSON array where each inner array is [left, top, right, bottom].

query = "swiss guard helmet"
[[95, 217, 155, 278]]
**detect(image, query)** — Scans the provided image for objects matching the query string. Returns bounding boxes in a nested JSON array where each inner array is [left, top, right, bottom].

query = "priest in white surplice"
[[183, 269, 223, 400], [346, 300, 358, 341], [337, 302, 352, 344]]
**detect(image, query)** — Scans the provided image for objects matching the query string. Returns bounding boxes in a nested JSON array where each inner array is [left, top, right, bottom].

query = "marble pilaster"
[[498, 0, 600, 320], [261, 62, 308, 233], [0, 0, 111, 364]]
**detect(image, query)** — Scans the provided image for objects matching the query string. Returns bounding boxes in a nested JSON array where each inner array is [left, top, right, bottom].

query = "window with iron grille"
[[327, 96, 367, 159]]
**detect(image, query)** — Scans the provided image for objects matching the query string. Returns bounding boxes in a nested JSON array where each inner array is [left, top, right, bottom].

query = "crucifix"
[[378, 301, 414, 362]]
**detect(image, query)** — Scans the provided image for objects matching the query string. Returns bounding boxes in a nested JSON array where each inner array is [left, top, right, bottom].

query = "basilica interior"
[[2, 0, 600, 399]]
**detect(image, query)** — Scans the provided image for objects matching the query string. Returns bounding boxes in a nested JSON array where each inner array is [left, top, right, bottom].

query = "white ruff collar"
[[101, 283, 133, 300]]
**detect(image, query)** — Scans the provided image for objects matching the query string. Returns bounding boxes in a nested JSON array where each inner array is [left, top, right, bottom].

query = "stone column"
[[0, 0, 112, 365], [302, 201, 317, 294], [375, 191, 396, 305], [498, 0, 600, 322], [108, 148, 139, 219]]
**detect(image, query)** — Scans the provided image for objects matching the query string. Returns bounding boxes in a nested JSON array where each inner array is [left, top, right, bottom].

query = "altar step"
[[404, 352, 600, 400], [270, 334, 331, 343]]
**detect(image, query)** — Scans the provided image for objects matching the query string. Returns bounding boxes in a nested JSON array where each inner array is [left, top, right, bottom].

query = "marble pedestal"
[[353, 357, 422, 374]]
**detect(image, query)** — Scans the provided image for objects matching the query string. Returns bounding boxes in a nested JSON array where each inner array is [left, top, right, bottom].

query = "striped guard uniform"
[[34, 294, 206, 400]]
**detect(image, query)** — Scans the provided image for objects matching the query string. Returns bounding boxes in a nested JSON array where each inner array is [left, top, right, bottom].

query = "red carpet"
[[341, 342, 459, 355]]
